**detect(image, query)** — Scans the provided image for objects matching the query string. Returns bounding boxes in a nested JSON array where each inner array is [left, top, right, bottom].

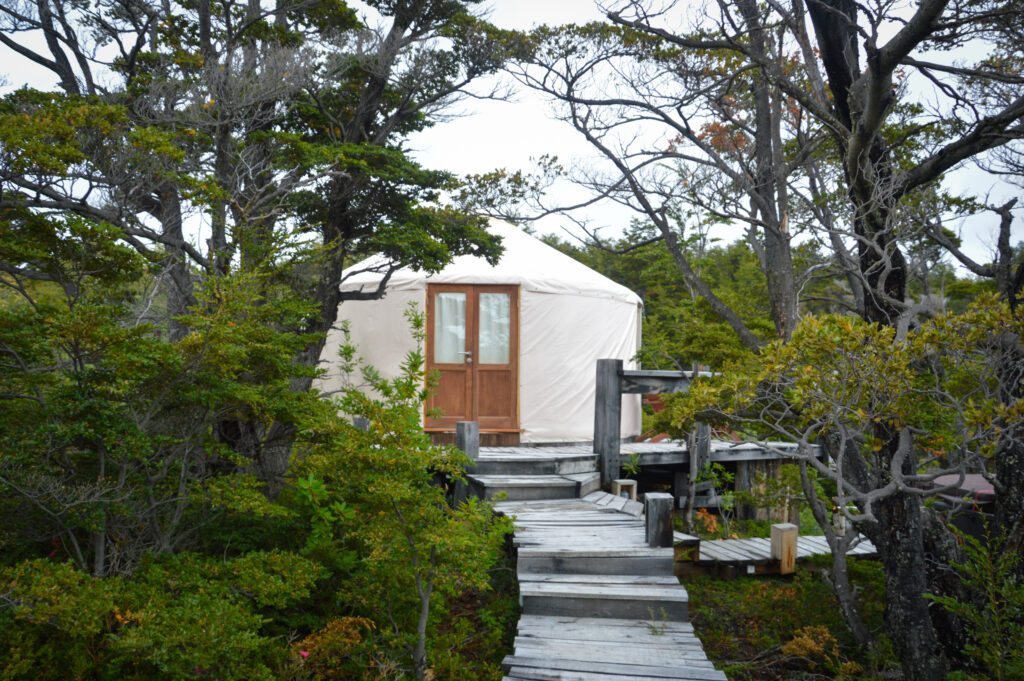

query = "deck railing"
[[593, 359, 713, 485]]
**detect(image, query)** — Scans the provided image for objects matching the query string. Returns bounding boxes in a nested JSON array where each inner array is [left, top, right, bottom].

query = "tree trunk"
[[799, 461, 873, 648], [158, 185, 196, 342], [736, 0, 799, 341], [921, 507, 970, 664], [864, 435, 948, 681]]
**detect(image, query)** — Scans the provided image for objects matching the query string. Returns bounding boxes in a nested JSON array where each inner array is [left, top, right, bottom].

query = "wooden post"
[[672, 469, 687, 505], [455, 421, 480, 464], [771, 522, 798, 575], [453, 421, 480, 505], [645, 492, 674, 548], [735, 460, 752, 520], [594, 359, 623, 486], [611, 479, 637, 501], [682, 421, 711, 522]]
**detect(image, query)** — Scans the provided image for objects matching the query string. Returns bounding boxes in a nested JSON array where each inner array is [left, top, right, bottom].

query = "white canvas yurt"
[[316, 221, 642, 444]]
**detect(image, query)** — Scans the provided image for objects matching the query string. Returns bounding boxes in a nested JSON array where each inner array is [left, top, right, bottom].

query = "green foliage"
[[926, 530, 1024, 681], [621, 453, 642, 477], [733, 464, 821, 529], [0, 221, 511, 678], [292, 307, 513, 677], [658, 297, 1023, 467], [0, 551, 326, 681], [546, 226, 776, 369], [0, 219, 328, 573]]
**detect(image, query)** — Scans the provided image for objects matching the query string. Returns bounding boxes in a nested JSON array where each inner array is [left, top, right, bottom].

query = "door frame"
[[424, 283, 520, 433]]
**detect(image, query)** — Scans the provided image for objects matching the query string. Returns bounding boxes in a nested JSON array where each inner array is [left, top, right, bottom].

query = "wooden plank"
[[504, 657, 728, 681], [699, 542, 757, 562], [516, 615, 695, 632], [518, 581, 687, 601], [710, 540, 765, 561], [511, 642, 714, 667], [620, 370, 693, 395], [515, 624, 701, 641], [608, 495, 630, 512], [519, 574, 681, 586], [507, 667, 715, 681]]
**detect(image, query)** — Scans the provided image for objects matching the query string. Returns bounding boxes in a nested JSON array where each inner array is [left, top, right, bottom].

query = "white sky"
[[1, 0, 1019, 269]]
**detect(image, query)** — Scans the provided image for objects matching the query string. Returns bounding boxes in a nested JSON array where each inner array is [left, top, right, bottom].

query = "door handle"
[[459, 350, 473, 364]]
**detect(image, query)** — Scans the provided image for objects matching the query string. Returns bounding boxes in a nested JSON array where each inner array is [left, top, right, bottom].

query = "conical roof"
[[339, 220, 642, 305]]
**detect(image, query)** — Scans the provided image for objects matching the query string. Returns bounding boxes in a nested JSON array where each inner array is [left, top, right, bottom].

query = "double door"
[[425, 284, 519, 431]]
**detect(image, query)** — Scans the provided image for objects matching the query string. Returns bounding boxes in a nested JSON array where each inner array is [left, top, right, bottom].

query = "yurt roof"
[[340, 221, 642, 305]]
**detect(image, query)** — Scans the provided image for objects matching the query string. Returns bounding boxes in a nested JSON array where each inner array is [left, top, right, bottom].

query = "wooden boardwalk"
[[695, 534, 876, 564], [496, 491, 726, 681]]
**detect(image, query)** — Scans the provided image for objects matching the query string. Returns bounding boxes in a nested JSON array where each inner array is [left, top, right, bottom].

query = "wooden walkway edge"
[[497, 492, 726, 681]]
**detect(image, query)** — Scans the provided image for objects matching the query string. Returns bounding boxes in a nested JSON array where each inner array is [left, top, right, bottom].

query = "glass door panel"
[[433, 292, 466, 364], [477, 292, 510, 364]]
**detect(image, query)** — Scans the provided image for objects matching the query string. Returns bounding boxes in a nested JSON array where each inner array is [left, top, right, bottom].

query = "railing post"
[[594, 358, 623, 486], [453, 421, 479, 505], [645, 492, 674, 548]]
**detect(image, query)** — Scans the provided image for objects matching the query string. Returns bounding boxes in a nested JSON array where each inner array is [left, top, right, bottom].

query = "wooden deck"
[[620, 439, 805, 466], [672, 531, 877, 577], [476, 439, 804, 467], [695, 534, 876, 563], [496, 491, 726, 681]]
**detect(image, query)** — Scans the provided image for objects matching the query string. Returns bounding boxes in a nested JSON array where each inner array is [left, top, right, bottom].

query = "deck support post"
[[594, 359, 623, 486], [735, 460, 752, 520], [645, 492, 674, 548], [771, 522, 798, 575], [453, 421, 480, 505]]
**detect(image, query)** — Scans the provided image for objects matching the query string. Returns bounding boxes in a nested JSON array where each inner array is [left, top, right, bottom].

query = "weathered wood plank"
[[504, 657, 728, 681], [519, 573, 681, 586], [506, 668, 725, 681]]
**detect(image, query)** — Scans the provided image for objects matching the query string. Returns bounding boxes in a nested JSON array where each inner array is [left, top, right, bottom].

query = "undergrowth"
[[685, 557, 897, 680]]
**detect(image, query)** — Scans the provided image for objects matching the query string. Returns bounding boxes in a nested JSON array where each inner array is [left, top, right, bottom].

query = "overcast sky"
[[405, 0, 1023, 267]]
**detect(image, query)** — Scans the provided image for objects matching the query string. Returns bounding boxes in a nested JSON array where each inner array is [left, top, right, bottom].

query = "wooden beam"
[[594, 359, 623, 486], [620, 370, 693, 395]]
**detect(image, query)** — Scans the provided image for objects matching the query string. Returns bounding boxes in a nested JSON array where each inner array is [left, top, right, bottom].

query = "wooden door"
[[426, 284, 518, 432]]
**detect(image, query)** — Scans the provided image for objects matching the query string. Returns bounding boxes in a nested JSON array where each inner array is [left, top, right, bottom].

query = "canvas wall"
[[315, 286, 642, 443]]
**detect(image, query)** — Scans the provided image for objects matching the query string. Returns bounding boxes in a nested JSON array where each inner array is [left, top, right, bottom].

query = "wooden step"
[[503, 657, 727, 680], [473, 452, 598, 476], [469, 472, 600, 501], [518, 573, 689, 621], [517, 546, 674, 576]]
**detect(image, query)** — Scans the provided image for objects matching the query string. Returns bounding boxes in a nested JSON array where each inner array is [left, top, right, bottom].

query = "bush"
[[926, 530, 1024, 681]]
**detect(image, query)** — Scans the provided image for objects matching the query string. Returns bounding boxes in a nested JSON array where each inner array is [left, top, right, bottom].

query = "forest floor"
[[684, 556, 899, 680]]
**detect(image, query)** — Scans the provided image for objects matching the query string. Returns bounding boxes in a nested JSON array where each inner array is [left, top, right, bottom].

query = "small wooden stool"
[[611, 478, 638, 501]]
